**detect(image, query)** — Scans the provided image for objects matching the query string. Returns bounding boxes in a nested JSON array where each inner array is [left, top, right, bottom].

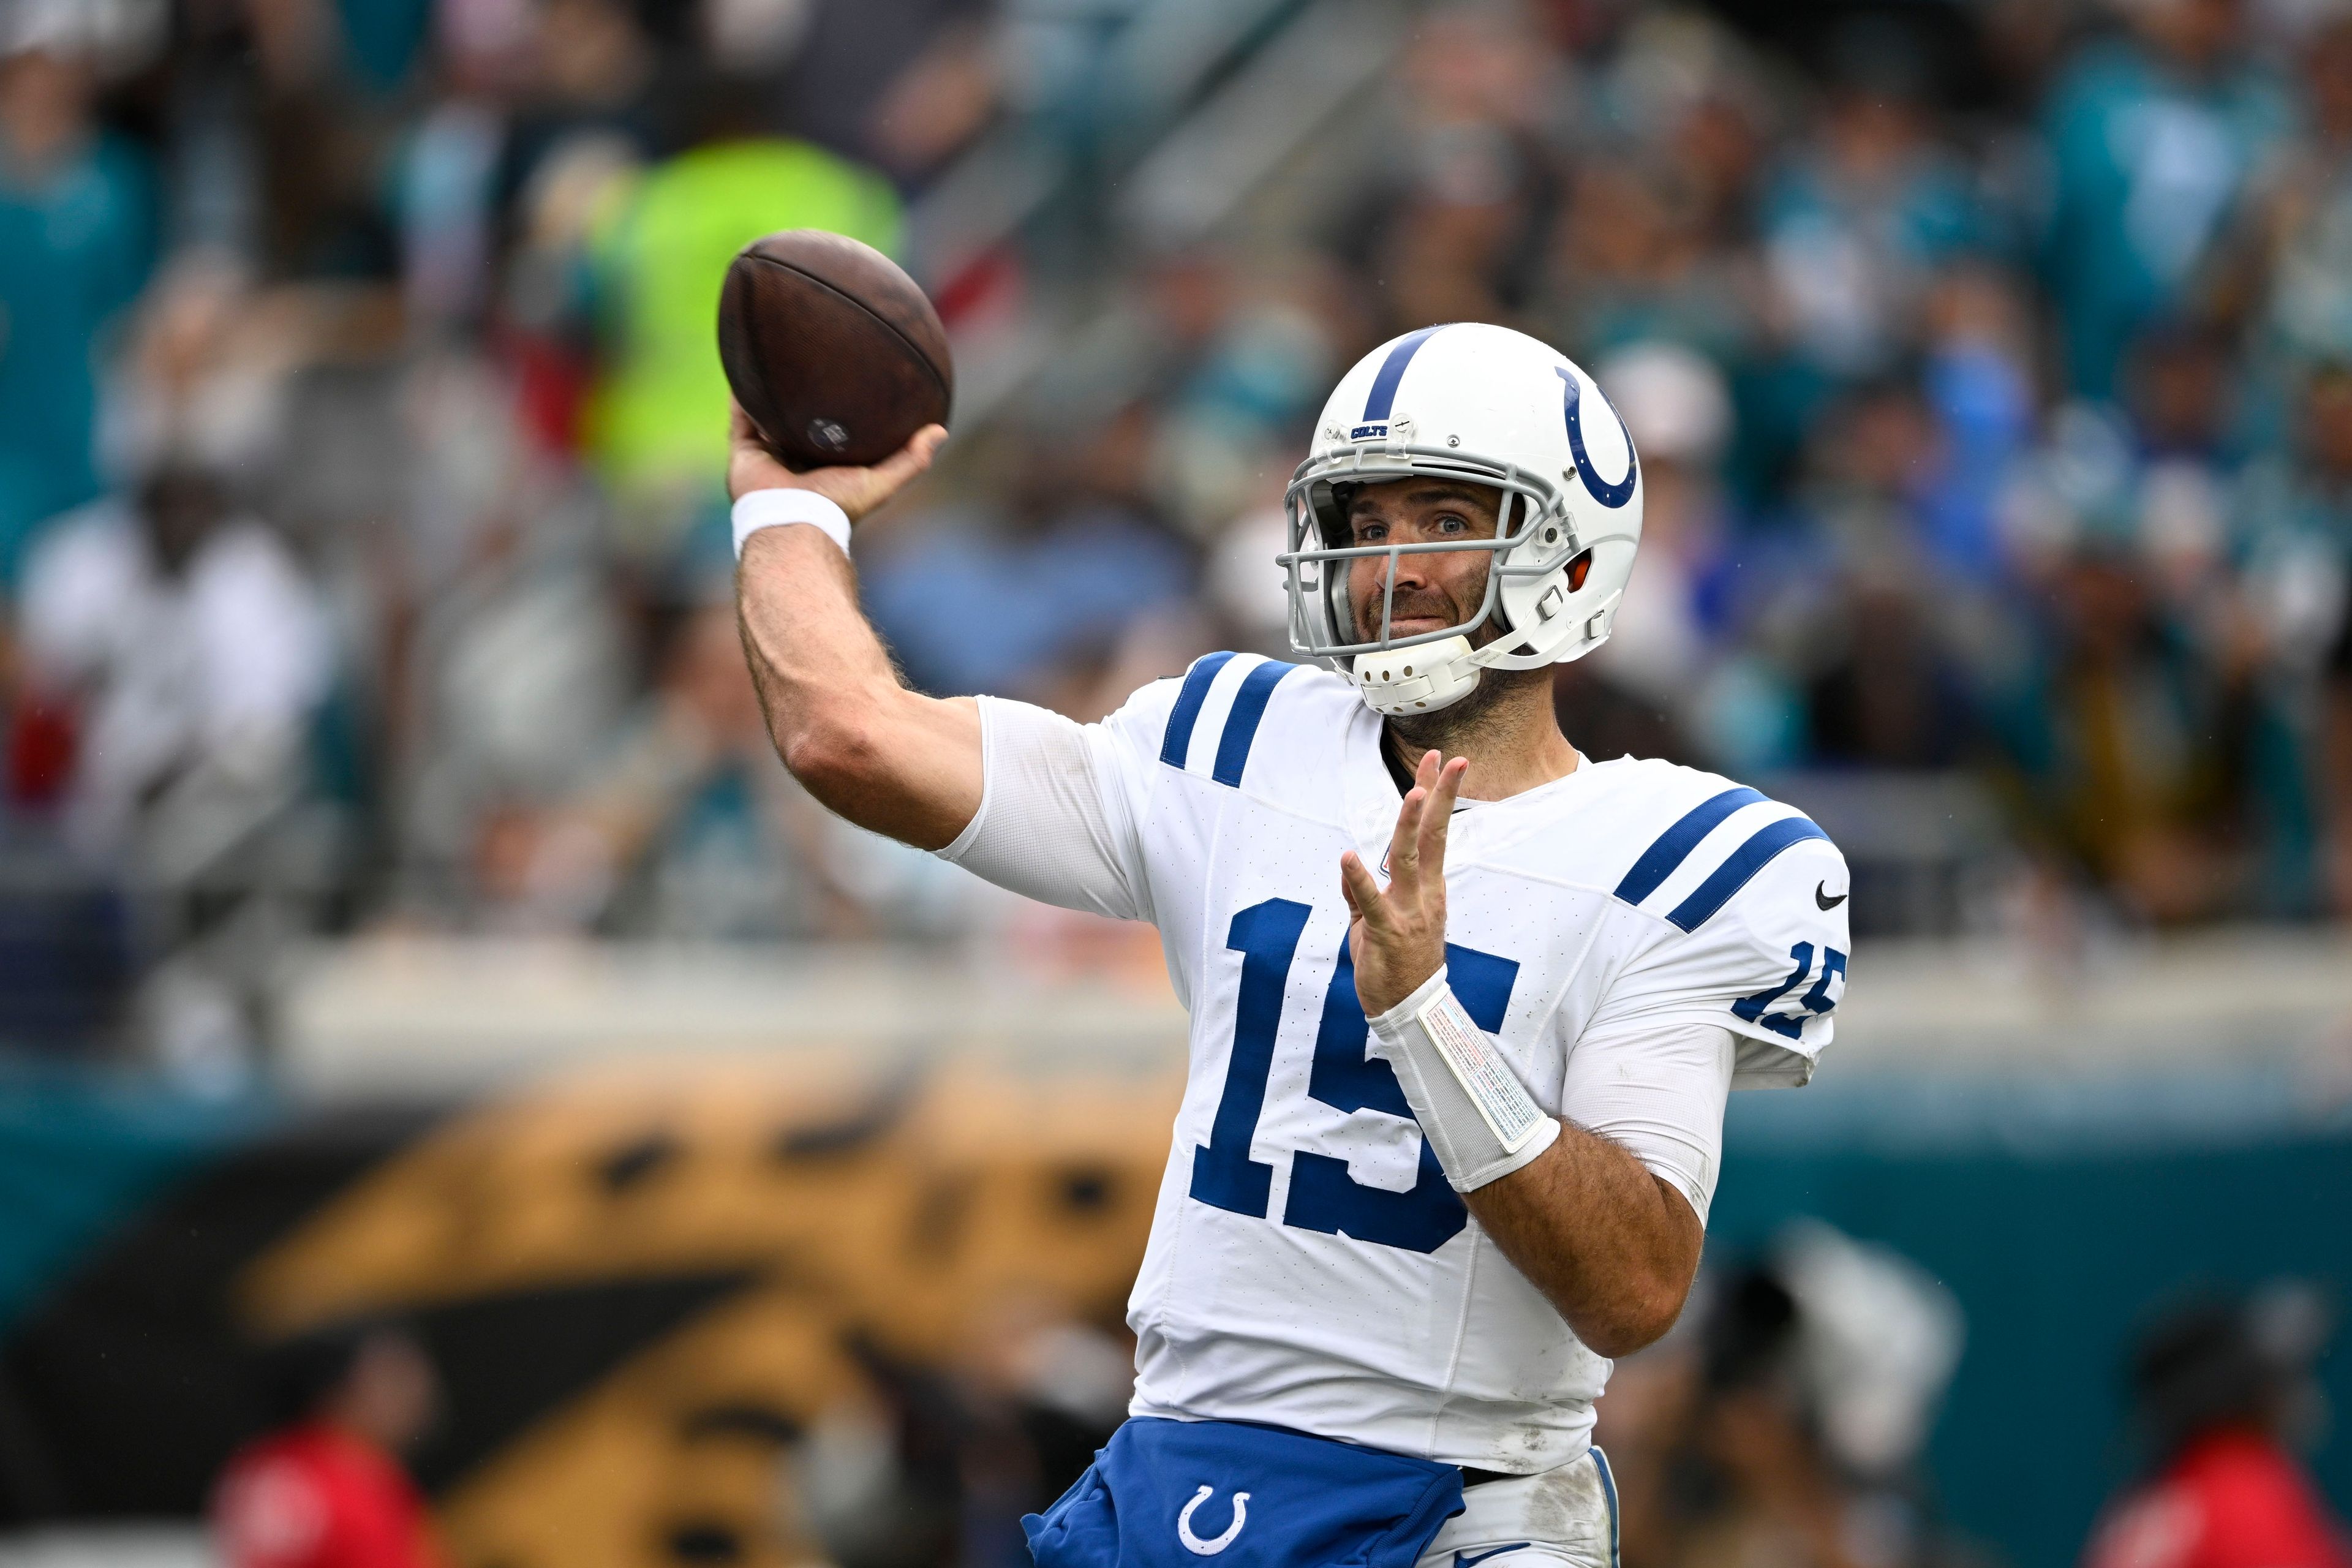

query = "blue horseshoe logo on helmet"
[[1558, 366, 1638, 508]]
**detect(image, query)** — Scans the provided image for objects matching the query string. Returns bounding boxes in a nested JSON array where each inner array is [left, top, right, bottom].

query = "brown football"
[[717, 230, 954, 471]]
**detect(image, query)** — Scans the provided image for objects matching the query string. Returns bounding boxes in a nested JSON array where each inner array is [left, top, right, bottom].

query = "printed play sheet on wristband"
[[1419, 992, 1547, 1152]]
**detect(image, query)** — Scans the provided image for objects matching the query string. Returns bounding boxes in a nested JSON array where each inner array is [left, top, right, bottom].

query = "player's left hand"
[[1340, 749, 1469, 1017]]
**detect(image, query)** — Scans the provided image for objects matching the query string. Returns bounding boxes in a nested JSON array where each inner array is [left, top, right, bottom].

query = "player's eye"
[[1355, 520, 1389, 543], [1434, 513, 1468, 534]]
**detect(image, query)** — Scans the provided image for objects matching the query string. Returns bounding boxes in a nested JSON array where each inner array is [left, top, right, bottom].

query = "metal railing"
[[907, 0, 1413, 433]]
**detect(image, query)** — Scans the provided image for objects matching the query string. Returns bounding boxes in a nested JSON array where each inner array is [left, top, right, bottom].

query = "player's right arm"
[[728, 409, 978, 850], [729, 409, 1156, 925]]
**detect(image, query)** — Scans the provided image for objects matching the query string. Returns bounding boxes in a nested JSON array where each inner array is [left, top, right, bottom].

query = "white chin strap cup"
[[1351, 635, 1483, 717]]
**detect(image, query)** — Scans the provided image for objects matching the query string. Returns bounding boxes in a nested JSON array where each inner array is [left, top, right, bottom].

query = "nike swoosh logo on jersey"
[[1815, 881, 1847, 910], [1456, 1545, 1530, 1568]]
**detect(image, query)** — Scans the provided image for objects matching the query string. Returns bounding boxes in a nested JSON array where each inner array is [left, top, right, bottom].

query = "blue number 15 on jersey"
[[1187, 898, 1520, 1256]]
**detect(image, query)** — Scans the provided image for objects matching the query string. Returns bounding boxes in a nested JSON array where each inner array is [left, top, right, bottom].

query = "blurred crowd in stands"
[[9, 0, 2352, 1063]]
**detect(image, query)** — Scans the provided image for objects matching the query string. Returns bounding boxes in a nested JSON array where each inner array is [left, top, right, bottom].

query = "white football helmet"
[[1280, 323, 1645, 716]]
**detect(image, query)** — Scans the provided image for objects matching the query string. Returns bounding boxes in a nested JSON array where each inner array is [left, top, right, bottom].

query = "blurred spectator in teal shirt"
[[1758, 17, 2004, 385], [2040, 0, 2285, 399], [0, 20, 153, 587]]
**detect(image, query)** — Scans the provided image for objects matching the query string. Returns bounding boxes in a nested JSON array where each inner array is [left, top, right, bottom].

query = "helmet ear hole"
[[1567, 549, 1593, 591]]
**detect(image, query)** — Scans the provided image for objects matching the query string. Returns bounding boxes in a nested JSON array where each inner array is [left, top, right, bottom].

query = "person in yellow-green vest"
[[585, 134, 902, 562]]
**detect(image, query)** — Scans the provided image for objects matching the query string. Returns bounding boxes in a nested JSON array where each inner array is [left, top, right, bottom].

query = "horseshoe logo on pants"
[[1177, 1485, 1250, 1555]]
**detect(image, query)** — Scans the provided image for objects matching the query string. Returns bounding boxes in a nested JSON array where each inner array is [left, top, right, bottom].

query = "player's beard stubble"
[[1355, 562, 1556, 758], [1385, 663, 1554, 757]]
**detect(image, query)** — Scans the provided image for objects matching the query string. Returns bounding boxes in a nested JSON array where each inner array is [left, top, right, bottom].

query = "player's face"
[[1343, 478, 1504, 646]]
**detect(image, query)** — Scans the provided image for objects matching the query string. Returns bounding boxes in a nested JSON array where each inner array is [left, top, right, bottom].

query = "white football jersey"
[[941, 651, 1849, 1473]]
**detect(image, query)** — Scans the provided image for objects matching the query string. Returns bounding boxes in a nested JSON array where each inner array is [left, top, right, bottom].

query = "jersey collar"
[[1343, 709, 1602, 873]]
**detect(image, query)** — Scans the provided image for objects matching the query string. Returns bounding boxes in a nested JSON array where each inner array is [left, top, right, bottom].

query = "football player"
[[728, 322, 1850, 1568]]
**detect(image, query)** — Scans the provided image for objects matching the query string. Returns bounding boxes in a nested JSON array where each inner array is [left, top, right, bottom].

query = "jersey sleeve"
[[1560, 1022, 1735, 1223], [1586, 831, 1851, 1088], [930, 680, 1175, 924]]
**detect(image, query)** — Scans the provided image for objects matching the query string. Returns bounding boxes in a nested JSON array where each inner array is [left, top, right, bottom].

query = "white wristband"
[[733, 488, 853, 559], [1368, 967, 1559, 1191]]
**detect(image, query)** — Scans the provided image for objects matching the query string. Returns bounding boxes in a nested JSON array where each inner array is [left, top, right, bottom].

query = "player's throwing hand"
[[726, 402, 947, 521], [1340, 749, 1469, 1017]]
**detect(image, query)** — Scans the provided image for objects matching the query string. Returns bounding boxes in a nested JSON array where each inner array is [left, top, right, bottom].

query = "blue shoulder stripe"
[[1613, 786, 1766, 905], [1664, 815, 1830, 932], [1160, 651, 1235, 768], [1211, 660, 1297, 787], [1362, 325, 1447, 423], [1593, 1448, 1621, 1566]]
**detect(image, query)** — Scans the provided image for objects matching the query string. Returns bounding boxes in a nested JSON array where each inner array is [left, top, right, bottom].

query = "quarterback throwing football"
[[729, 323, 1850, 1568]]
